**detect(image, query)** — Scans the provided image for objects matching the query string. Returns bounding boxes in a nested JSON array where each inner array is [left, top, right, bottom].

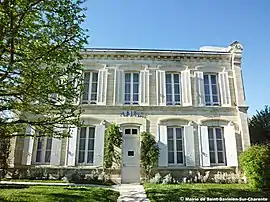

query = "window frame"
[[33, 136, 52, 165], [165, 72, 181, 106], [167, 126, 185, 166], [203, 73, 220, 106], [124, 72, 140, 105], [82, 71, 98, 104], [77, 126, 96, 166], [208, 127, 226, 166]]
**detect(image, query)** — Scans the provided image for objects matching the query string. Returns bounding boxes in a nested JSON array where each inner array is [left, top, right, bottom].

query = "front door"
[[121, 128, 140, 183]]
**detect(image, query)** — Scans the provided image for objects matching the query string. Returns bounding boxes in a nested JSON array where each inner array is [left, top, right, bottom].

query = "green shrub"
[[140, 132, 159, 180], [240, 144, 270, 189]]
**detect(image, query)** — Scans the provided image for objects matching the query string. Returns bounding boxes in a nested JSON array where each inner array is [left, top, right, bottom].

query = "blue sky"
[[82, 0, 270, 116]]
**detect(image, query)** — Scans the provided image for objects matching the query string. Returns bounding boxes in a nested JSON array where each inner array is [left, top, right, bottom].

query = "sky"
[[82, 0, 270, 116]]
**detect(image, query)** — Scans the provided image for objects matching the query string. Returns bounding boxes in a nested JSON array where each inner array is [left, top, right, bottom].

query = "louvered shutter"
[[139, 70, 150, 106], [224, 124, 238, 166], [158, 125, 168, 166], [97, 69, 108, 105], [218, 72, 231, 107], [184, 125, 195, 166], [93, 125, 105, 167], [195, 71, 205, 106], [21, 126, 34, 165], [115, 69, 124, 105], [67, 126, 78, 166], [181, 70, 192, 106], [200, 126, 210, 166], [156, 70, 166, 106]]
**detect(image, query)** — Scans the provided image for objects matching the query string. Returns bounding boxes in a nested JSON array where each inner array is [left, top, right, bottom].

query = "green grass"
[[144, 183, 269, 202], [0, 185, 119, 202]]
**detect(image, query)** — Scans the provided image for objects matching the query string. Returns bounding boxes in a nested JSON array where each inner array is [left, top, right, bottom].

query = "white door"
[[121, 128, 140, 183]]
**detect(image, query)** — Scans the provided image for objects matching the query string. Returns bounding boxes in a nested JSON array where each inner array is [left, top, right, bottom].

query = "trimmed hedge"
[[240, 144, 270, 190]]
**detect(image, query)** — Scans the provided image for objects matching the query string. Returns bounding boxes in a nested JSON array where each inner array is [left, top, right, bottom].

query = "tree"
[[140, 132, 159, 180], [0, 0, 88, 138], [249, 105, 270, 145]]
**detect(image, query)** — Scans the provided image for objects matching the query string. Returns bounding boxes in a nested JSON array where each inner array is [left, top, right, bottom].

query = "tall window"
[[166, 73, 181, 105], [204, 74, 220, 106], [35, 137, 52, 164], [167, 127, 184, 164], [78, 127, 95, 164], [208, 127, 226, 165], [82, 72, 98, 104], [124, 73, 139, 105]]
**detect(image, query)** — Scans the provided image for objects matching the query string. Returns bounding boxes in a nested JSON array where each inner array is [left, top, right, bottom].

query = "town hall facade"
[[10, 41, 250, 183]]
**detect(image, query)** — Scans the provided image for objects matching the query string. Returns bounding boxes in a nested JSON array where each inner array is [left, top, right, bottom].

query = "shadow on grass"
[[146, 188, 268, 202], [0, 184, 29, 189], [64, 187, 89, 191]]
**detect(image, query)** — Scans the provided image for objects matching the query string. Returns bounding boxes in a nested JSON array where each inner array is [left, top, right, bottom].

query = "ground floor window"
[[34, 137, 52, 164], [167, 127, 184, 165], [77, 127, 95, 164], [208, 127, 226, 165]]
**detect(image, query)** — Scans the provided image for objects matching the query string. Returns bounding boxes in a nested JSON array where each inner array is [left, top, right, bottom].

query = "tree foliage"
[[140, 131, 159, 180], [249, 105, 270, 145], [0, 0, 88, 138], [103, 123, 122, 169]]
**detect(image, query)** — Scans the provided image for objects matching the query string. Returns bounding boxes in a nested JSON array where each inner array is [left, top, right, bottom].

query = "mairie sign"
[[120, 110, 143, 117]]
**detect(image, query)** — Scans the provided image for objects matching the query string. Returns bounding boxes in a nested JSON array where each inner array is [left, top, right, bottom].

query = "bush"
[[140, 132, 159, 180], [149, 173, 162, 184], [240, 144, 270, 189]]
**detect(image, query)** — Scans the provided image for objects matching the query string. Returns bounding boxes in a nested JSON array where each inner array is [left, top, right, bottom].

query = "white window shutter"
[[181, 70, 192, 106], [97, 69, 108, 105], [158, 125, 168, 167], [67, 126, 78, 166], [200, 126, 210, 167], [50, 138, 61, 165], [21, 126, 34, 165], [218, 72, 231, 107], [195, 71, 205, 106], [139, 70, 150, 106], [224, 124, 238, 166], [184, 125, 195, 166], [93, 124, 105, 167], [114, 69, 124, 105], [156, 70, 166, 106]]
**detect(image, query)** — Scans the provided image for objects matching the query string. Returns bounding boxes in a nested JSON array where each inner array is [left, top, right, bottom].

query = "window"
[[124, 128, 138, 135], [78, 127, 95, 164], [34, 137, 52, 164], [208, 127, 226, 165], [166, 73, 181, 105], [167, 127, 184, 164], [82, 72, 98, 104], [124, 73, 139, 105], [204, 74, 220, 106]]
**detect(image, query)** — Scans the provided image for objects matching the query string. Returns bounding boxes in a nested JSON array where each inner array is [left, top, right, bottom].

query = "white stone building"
[[11, 41, 250, 183]]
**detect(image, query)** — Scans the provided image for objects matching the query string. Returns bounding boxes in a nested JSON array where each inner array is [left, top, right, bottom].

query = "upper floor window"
[[77, 127, 95, 164], [204, 74, 220, 106], [166, 73, 181, 105], [208, 127, 226, 165], [34, 137, 52, 164], [167, 127, 184, 165], [124, 73, 139, 105], [82, 72, 98, 104]]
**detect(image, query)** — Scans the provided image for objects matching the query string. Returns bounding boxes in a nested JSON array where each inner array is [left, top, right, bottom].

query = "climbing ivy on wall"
[[140, 132, 159, 180], [103, 123, 122, 169]]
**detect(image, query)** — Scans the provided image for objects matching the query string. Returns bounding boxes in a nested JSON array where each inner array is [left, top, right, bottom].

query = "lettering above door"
[[120, 110, 143, 117]]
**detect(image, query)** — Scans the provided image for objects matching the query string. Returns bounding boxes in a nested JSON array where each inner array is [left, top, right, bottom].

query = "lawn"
[[144, 183, 269, 202], [0, 185, 119, 202]]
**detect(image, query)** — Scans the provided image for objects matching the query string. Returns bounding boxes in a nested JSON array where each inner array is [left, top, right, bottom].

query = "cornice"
[[80, 50, 232, 63]]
